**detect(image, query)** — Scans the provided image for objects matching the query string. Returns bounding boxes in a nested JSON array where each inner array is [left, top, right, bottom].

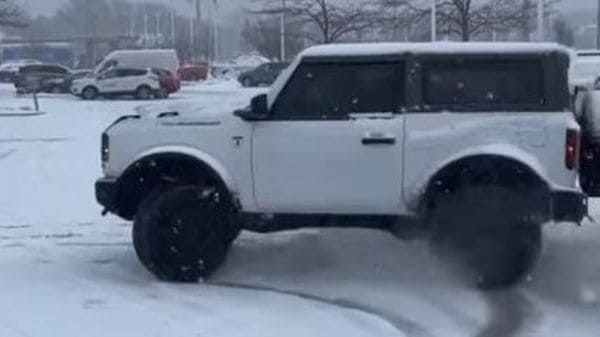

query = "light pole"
[[189, 16, 195, 58], [537, 0, 544, 41], [597, 0, 600, 48], [213, 1, 219, 63], [431, 0, 436, 42], [280, 0, 286, 61], [171, 11, 176, 48]]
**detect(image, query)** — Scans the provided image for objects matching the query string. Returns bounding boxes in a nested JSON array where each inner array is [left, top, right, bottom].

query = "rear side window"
[[21, 65, 67, 74], [20, 65, 43, 73], [119, 69, 147, 77], [47, 66, 68, 74], [422, 59, 545, 111], [272, 62, 403, 120]]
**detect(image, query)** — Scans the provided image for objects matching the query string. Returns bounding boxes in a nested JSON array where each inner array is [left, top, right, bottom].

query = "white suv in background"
[[71, 67, 161, 100]]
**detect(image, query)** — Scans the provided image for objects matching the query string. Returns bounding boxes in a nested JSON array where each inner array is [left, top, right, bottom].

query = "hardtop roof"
[[301, 42, 570, 58]]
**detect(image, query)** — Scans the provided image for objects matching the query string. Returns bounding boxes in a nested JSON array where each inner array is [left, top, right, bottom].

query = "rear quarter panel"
[[403, 112, 580, 211]]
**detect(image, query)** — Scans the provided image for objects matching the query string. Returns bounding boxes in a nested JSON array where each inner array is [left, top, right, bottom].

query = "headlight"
[[101, 132, 109, 165]]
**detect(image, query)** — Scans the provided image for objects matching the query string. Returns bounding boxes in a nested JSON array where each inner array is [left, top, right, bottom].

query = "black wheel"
[[155, 87, 169, 99], [82, 86, 98, 100], [241, 77, 253, 87], [429, 186, 543, 289], [135, 86, 152, 100], [133, 185, 240, 282]]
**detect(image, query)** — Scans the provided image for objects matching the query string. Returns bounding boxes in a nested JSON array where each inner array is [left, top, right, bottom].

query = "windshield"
[[0, 1, 598, 337]]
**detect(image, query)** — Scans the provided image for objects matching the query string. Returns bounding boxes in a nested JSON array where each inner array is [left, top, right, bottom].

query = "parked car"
[[94, 49, 180, 75], [71, 67, 161, 100], [178, 63, 209, 81], [570, 50, 600, 94], [14, 64, 72, 94], [96, 42, 586, 289], [237, 62, 289, 87], [0, 59, 41, 83], [152, 68, 180, 98]]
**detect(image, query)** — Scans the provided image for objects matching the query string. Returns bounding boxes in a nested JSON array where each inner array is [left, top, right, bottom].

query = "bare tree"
[[428, 0, 561, 42], [430, 0, 527, 41], [552, 15, 574, 46], [242, 17, 305, 60], [0, 0, 25, 27], [379, 0, 429, 41], [253, 0, 377, 44]]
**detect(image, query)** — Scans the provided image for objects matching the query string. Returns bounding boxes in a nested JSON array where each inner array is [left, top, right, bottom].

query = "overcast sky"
[[21, 0, 247, 16], [18, 0, 597, 16]]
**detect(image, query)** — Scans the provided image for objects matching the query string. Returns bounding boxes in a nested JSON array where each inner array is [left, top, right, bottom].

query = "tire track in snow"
[[0, 149, 16, 161], [209, 280, 433, 337], [476, 290, 542, 337]]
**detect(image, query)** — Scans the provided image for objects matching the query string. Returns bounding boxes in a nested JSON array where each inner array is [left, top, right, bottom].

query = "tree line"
[[244, 0, 575, 60]]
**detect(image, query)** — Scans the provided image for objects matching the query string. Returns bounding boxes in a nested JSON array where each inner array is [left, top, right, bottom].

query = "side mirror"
[[234, 94, 270, 121]]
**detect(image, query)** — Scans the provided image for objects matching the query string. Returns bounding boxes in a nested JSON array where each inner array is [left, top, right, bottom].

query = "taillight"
[[101, 133, 109, 165], [566, 129, 581, 170]]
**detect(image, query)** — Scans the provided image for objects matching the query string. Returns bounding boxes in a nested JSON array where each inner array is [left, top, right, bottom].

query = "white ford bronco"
[[96, 42, 587, 288]]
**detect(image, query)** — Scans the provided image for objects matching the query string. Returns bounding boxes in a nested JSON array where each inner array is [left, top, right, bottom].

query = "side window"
[[48, 66, 67, 75], [116, 69, 131, 77], [130, 69, 148, 76], [103, 69, 119, 79], [272, 62, 403, 120], [422, 59, 545, 111]]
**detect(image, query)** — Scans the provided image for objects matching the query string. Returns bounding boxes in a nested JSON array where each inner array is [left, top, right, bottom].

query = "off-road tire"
[[430, 185, 543, 289], [133, 185, 240, 282]]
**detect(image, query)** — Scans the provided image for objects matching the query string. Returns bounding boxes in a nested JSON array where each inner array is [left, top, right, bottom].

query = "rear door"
[[251, 60, 407, 214], [122, 69, 148, 91]]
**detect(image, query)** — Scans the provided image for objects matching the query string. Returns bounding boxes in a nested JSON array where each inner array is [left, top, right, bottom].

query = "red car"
[[178, 63, 209, 81], [152, 68, 180, 98]]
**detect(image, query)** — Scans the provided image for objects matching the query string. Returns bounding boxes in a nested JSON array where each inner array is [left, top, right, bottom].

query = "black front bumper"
[[551, 190, 588, 223], [96, 178, 118, 214]]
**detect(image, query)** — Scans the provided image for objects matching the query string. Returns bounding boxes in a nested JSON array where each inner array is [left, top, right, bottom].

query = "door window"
[[272, 62, 404, 120], [102, 69, 119, 79]]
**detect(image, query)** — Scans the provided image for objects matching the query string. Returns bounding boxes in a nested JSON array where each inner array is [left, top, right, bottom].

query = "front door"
[[97, 69, 121, 93], [252, 60, 406, 214]]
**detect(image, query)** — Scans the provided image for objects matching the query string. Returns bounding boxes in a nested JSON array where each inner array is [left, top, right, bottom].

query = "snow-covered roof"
[[301, 42, 570, 58]]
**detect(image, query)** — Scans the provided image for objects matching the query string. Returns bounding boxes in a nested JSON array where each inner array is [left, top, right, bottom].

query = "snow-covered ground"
[[0, 81, 599, 337]]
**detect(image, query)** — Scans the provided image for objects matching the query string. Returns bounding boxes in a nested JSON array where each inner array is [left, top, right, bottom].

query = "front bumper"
[[96, 177, 118, 214], [551, 190, 588, 223]]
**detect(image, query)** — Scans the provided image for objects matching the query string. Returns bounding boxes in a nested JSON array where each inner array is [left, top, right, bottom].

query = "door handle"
[[362, 133, 396, 145]]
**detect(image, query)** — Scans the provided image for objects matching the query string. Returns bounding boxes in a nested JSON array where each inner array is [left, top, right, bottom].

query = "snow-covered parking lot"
[[1, 81, 600, 337]]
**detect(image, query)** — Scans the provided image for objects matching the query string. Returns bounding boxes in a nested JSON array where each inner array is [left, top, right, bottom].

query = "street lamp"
[[597, 0, 600, 48], [280, 0, 286, 61], [537, 0, 544, 41], [431, 0, 436, 42]]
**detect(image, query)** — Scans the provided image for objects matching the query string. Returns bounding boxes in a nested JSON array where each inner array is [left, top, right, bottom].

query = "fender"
[[134, 145, 237, 194], [404, 143, 550, 212]]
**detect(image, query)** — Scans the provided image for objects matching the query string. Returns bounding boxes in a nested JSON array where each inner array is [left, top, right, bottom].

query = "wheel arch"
[[114, 148, 237, 220], [415, 149, 552, 218], [82, 84, 98, 93]]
